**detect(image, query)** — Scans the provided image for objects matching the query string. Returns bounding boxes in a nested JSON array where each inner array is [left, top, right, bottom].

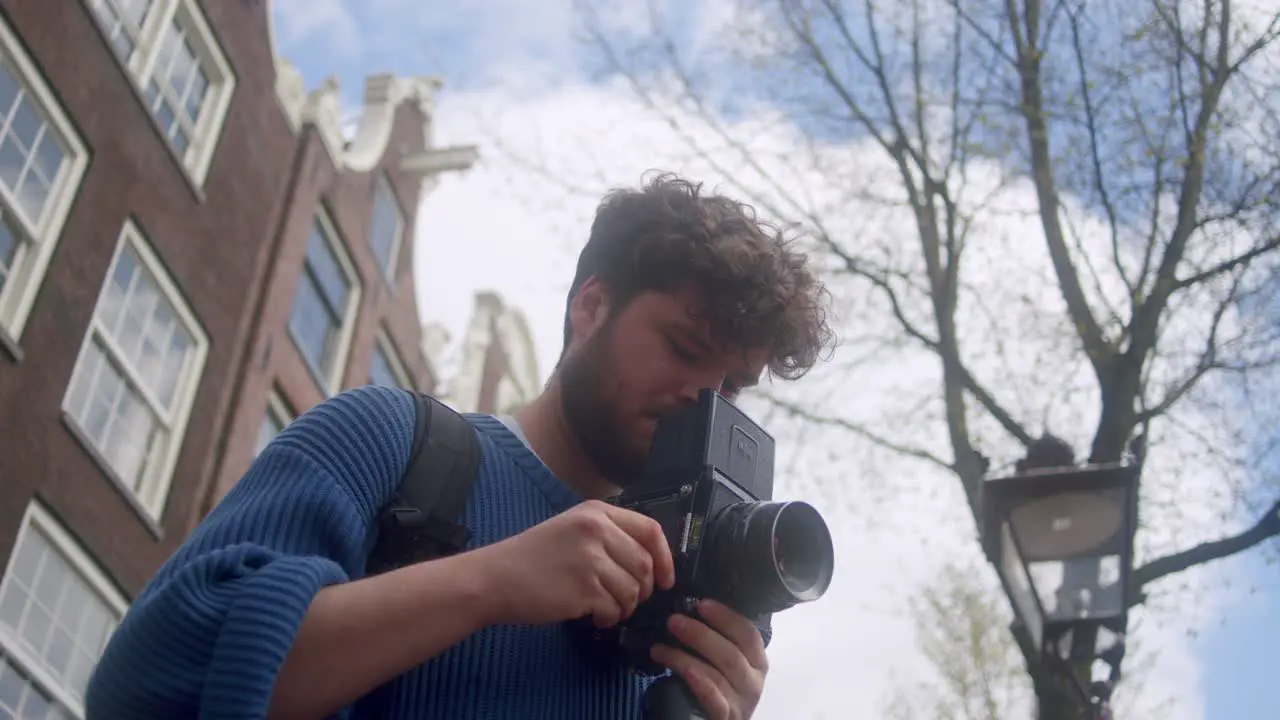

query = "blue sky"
[[1199, 551, 1279, 720], [269, 1, 1279, 717]]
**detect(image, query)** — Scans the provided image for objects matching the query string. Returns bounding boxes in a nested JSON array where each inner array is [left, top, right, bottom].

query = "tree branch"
[[1136, 267, 1241, 423], [1066, 2, 1131, 300], [960, 365, 1038, 447], [754, 392, 955, 471], [1132, 496, 1280, 594], [1174, 234, 1280, 290], [1126, 0, 1234, 366], [1006, 0, 1114, 374]]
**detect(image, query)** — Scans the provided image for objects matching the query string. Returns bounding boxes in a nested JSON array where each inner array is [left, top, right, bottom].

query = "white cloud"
[[411, 72, 1247, 717]]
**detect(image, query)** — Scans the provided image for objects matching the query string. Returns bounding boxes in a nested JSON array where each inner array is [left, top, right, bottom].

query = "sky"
[[267, 1, 1278, 717]]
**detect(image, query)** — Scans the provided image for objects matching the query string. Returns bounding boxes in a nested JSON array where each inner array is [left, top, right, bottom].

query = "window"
[[368, 176, 404, 283], [0, 502, 128, 719], [63, 223, 209, 520], [254, 390, 293, 458], [369, 329, 412, 389], [0, 16, 90, 344], [288, 212, 360, 395], [86, 0, 235, 186]]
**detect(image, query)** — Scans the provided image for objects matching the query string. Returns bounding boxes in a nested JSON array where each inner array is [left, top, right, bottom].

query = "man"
[[85, 173, 834, 720]]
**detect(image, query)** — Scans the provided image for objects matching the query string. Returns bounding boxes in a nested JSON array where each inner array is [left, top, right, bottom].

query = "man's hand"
[[650, 599, 769, 720], [473, 500, 677, 628]]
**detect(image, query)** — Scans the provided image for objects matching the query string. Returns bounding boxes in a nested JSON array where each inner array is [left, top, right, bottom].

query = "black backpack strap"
[[366, 392, 481, 576]]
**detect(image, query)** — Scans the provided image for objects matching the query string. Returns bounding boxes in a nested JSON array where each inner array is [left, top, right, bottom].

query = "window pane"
[[119, 0, 151, 30], [288, 271, 341, 382], [0, 62, 19, 116], [0, 654, 67, 720], [368, 182, 401, 277], [88, 0, 153, 63], [0, 526, 121, 706], [147, 20, 205, 159], [104, 387, 159, 490], [171, 126, 189, 158], [0, 138, 23, 193], [9, 100, 42, 150], [0, 656, 24, 713], [0, 60, 65, 227], [95, 245, 196, 414], [0, 210, 17, 295], [96, 241, 134, 332], [20, 125, 60, 221], [290, 225, 352, 387], [73, 342, 115, 443], [305, 227, 349, 313], [161, 25, 191, 85], [255, 410, 285, 458], [185, 70, 208, 121], [31, 130, 62, 183], [369, 344, 400, 388], [67, 340, 161, 489]]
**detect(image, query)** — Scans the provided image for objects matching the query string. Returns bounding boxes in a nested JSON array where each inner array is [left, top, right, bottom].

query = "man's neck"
[[512, 386, 619, 501]]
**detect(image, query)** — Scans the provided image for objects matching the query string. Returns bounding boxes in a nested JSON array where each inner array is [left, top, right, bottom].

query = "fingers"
[[665, 611, 759, 700], [694, 600, 768, 672], [586, 576, 627, 629], [590, 550, 642, 627], [597, 503, 676, 589], [657, 600, 769, 718], [650, 645, 734, 720], [596, 518, 656, 604]]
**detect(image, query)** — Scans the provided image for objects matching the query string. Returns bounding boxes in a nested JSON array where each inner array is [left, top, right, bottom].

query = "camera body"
[[600, 388, 833, 676]]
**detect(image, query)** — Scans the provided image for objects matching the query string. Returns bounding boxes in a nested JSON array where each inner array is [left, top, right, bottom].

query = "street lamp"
[[981, 461, 1141, 713]]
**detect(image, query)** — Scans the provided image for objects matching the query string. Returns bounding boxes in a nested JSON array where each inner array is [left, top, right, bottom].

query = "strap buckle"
[[382, 503, 472, 558]]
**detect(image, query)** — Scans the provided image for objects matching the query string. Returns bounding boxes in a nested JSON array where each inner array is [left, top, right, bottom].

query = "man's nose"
[[677, 374, 726, 405]]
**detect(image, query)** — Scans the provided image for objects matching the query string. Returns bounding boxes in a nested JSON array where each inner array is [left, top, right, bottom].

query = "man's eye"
[[668, 339, 698, 363]]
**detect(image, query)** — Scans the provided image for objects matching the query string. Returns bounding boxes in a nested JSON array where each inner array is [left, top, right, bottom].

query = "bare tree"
[[882, 560, 1178, 720], [883, 561, 1032, 720], [562, 0, 1280, 714]]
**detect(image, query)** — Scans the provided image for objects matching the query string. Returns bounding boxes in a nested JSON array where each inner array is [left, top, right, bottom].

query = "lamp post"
[[981, 461, 1141, 719]]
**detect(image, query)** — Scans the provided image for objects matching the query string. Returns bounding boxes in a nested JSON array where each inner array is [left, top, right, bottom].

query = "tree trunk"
[[1015, 622, 1089, 719], [1037, 679, 1080, 720]]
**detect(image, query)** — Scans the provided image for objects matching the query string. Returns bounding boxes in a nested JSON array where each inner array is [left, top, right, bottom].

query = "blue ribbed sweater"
[[84, 386, 664, 719]]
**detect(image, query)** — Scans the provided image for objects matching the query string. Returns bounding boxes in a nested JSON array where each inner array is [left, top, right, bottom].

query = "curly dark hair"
[[562, 172, 834, 380]]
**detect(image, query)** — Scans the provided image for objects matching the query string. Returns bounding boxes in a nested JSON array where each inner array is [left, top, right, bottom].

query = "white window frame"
[[370, 327, 413, 390], [0, 15, 90, 343], [61, 221, 210, 521], [368, 174, 405, 284], [0, 500, 129, 719], [254, 388, 293, 458], [84, 0, 236, 188], [288, 208, 362, 396]]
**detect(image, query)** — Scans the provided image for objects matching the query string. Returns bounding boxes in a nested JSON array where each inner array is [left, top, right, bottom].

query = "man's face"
[[559, 284, 768, 487]]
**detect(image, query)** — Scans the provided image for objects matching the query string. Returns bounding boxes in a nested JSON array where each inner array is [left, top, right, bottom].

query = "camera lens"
[[704, 500, 835, 615], [773, 502, 833, 601]]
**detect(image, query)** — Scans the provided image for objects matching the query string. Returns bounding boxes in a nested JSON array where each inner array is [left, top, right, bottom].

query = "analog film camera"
[[601, 389, 836, 719]]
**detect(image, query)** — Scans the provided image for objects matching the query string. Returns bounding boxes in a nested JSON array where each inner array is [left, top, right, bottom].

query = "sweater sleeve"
[[85, 386, 418, 720]]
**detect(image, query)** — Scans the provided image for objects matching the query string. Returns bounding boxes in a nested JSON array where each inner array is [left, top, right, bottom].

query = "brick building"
[[0, 2, 478, 716]]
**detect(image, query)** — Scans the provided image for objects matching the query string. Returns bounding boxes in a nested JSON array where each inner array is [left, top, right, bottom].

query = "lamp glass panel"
[[1009, 488, 1127, 561], [1000, 522, 1044, 649], [1028, 553, 1123, 622]]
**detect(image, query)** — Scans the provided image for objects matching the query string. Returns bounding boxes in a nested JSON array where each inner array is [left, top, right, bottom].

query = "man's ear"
[[567, 276, 612, 349]]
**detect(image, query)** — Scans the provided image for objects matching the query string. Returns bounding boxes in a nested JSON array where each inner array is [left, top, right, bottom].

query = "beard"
[[558, 323, 651, 487]]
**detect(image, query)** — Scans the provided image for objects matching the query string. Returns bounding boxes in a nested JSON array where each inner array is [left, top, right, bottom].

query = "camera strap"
[[366, 391, 481, 576]]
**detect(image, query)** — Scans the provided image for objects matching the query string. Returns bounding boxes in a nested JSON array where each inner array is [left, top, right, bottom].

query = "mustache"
[[644, 402, 693, 422]]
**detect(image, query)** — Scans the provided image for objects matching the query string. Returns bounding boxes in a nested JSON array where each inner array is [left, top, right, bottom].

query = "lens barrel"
[[704, 500, 835, 614]]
